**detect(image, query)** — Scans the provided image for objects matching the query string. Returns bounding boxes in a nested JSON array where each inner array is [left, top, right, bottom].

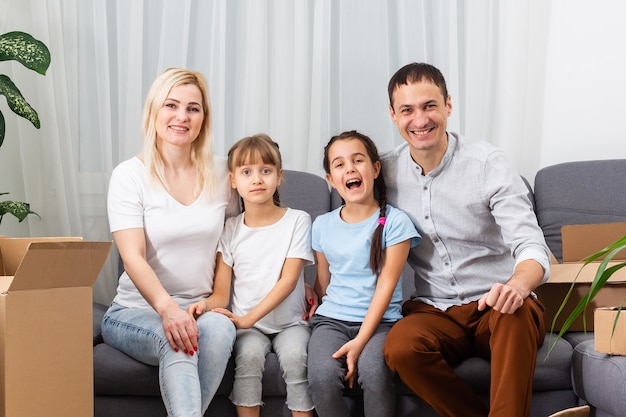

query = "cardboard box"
[[594, 307, 626, 355], [0, 237, 111, 417], [535, 222, 626, 332]]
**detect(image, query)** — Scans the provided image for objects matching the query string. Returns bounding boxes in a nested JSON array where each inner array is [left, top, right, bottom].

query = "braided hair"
[[323, 130, 387, 274]]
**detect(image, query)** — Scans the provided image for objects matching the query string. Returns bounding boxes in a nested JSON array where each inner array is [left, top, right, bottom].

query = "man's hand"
[[479, 259, 544, 314], [477, 283, 524, 314]]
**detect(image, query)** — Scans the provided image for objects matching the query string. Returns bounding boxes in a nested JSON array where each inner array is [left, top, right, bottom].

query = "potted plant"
[[547, 236, 626, 356], [0, 31, 50, 225]]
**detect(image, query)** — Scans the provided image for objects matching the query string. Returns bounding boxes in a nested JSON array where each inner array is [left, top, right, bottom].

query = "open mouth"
[[346, 179, 362, 189]]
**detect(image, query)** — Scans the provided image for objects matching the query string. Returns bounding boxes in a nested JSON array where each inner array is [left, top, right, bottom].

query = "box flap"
[[562, 222, 626, 262], [0, 237, 83, 276], [547, 261, 626, 284], [7, 241, 111, 291], [0, 275, 11, 292]]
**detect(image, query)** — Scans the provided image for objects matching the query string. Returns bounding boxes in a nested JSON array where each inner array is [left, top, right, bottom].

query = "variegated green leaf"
[[0, 74, 40, 128], [0, 31, 51, 75], [0, 199, 39, 223]]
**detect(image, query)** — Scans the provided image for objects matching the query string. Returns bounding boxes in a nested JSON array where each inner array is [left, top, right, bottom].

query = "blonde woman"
[[102, 68, 239, 416]]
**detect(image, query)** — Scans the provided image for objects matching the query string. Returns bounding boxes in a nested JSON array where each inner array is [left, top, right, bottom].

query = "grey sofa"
[[533, 159, 626, 417], [93, 162, 625, 417]]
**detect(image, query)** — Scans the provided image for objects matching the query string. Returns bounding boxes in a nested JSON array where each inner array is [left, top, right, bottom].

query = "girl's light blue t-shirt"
[[311, 204, 420, 322]]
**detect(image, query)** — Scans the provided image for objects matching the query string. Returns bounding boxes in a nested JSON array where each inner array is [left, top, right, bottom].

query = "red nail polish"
[[308, 298, 313, 305], [174, 347, 179, 352]]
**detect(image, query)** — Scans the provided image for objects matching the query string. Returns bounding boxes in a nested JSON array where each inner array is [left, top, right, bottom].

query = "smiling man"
[[381, 62, 551, 417]]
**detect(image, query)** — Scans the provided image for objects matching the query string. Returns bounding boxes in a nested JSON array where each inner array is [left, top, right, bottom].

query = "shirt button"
[[425, 215, 430, 220]]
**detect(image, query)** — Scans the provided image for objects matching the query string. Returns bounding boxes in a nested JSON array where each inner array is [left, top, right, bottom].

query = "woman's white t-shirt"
[[107, 156, 238, 309]]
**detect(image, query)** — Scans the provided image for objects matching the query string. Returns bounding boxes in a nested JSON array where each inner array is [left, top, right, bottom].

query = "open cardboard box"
[[535, 222, 626, 332], [0, 237, 111, 417], [594, 307, 626, 355]]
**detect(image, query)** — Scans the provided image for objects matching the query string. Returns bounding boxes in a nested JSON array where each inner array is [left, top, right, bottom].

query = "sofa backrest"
[[533, 159, 626, 262], [278, 169, 341, 222], [278, 169, 341, 284]]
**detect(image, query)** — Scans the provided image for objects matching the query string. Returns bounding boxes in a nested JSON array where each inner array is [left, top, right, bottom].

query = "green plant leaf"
[[0, 109, 4, 147], [0, 74, 40, 129], [0, 199, 39, 223], [0, 31, 51, 75], [612, 305, 624, 342], [545, 236, 626, 359]]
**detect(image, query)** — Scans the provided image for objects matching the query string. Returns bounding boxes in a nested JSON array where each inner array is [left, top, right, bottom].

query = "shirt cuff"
[[514, 247, 551, 282]]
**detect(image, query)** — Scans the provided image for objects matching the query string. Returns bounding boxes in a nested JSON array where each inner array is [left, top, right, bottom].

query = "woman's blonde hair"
[[141, 68, 217, 198]]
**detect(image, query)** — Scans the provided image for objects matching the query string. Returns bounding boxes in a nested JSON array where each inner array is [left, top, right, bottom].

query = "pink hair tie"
[[378, 217, 387, 226]]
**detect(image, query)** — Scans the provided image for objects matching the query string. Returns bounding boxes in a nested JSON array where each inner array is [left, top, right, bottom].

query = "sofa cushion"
[[94, 342, 161, 396], [533, 159, 626, 262], [94, 342, 236, 397], [533, 335, 575, 391]]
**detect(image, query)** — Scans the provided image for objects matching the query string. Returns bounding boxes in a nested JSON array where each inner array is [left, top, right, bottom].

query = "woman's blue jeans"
[[102, 303, 236, 417]]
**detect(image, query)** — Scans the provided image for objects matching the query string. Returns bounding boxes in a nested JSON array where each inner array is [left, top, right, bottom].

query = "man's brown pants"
[[383, 297, 546, 417]]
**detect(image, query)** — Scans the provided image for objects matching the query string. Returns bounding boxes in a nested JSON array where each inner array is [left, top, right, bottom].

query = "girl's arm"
[[214, 257, 306, 329], [313, 251, 331, 298], [114, 228, 198, 355], [187, 252, 232, 317], [333, 239, 411, 387]]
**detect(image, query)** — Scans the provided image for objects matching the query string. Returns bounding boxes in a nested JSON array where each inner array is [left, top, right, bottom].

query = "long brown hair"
[[323, 130, 387, 274]]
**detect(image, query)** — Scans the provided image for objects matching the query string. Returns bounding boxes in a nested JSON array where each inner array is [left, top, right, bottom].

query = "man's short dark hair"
[[388, 62, 449, 109]]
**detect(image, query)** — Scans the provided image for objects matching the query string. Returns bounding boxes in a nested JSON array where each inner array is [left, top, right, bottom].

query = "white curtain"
[[0, 0, 554, 304]]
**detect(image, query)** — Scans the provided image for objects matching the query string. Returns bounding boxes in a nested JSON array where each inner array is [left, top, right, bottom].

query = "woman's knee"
[[197, 312, 236, 344]]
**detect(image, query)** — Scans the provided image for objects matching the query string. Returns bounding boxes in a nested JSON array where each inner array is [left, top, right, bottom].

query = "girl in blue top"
[[308, 130, 420, 417]]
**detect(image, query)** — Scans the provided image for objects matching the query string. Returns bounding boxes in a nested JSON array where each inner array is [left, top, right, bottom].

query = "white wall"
[[539, 1, 626, 178]]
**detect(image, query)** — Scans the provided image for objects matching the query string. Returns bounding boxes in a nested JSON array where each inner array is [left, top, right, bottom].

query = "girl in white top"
[[103, 68, 239, 417], [188, 134, 315, 417]]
